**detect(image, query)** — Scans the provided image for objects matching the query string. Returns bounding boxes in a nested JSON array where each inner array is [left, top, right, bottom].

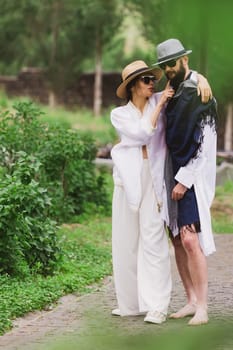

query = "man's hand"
[[172, 183, 187, 201]]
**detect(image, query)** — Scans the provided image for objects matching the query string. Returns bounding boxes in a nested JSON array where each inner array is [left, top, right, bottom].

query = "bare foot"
[[169, 303, 196, 319], [188, 307, 208, 326]]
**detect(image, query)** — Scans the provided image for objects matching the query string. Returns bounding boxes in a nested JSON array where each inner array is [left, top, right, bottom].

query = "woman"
[[110, 60, 210, 324]]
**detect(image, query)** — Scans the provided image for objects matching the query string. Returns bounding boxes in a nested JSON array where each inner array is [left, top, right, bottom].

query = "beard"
[[166, 61, 186, 91]]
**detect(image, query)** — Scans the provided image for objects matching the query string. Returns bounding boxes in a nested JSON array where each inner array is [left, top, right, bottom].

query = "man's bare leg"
[[181, 226, 208, 325], [169, 234, 197, 318]]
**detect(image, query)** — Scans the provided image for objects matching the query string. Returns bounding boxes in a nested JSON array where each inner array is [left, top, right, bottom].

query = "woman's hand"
[[197, 74, 213, 103], [150, 82, 174, 128], [159, 81, 175, 107]]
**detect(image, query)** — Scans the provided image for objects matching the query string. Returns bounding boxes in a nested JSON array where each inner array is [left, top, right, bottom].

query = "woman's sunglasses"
[[159, 59, 177, 70], [139, 76, 156, 84]]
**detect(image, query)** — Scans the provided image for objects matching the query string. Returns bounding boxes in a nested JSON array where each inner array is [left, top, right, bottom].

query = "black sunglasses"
[[139, 75, 156, 84], [159, 59, 177, 70]]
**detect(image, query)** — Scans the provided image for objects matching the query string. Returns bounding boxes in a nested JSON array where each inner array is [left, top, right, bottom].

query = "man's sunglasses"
[[139, 76, 156, 84], [159, 59, 177, 70]]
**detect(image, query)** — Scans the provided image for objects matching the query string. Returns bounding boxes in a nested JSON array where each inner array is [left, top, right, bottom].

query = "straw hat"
[[116, 60, 163, 99], [153, 38, 192, 66]]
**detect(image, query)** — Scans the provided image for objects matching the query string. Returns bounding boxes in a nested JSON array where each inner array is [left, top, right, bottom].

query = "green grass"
[[211, 181, 233, 233], [39, 104, 117, 147], [0, 216, 112, 335], [212, 217, 233, 233]]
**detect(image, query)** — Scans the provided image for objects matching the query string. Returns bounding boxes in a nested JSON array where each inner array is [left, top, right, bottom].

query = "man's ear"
[[182, 55, 189, 67]]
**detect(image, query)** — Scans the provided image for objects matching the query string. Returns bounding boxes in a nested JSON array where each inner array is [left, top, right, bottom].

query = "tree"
[[0, 0, 123, 111], [0, 0, 94, 105], [76, 0, 123, 116], [125, 0, 166, 44], [0, 0, 27, 74], [22, 0, 96, 107]]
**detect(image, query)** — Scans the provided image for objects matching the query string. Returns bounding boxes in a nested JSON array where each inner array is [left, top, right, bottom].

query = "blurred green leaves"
[[160, 0, 233, 103]]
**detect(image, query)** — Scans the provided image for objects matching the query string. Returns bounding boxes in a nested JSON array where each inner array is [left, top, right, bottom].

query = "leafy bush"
[[0, 152, 58, 276], [0, 101, 110, 275], [38, 126, 110, 221], [0, 101, 110, 222], [0, 101, 45, 159]]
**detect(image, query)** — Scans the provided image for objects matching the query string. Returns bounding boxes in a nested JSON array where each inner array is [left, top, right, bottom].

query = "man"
[[153, 38, 217, 326]]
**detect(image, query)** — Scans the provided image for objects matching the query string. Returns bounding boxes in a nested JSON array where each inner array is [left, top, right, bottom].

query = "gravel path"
[[0, 234, 233, 350]]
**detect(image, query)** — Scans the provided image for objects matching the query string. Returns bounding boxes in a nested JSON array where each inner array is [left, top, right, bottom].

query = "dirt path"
[[0, 234, 233, 350]]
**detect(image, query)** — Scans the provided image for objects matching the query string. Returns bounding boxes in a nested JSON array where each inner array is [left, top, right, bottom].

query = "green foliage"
[[0, 1, 92, 77], [39, 126, 110, 221], [0, 101, 110, 220], [0, 0, 124, 99], [212, 181, 233, 233], [159, 0, 233, 104], [0, 152, 58, 276], [0, 101, 110, 276], [0, 102, 45, 163], [0, 216, 112, 335], [125, 0, 166, 43], [78, 0, 122, 44], [0, 0, 232, 110]]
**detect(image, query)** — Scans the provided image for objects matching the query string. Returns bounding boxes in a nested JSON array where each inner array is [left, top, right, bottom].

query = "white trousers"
[[112, 160, 172, 316]]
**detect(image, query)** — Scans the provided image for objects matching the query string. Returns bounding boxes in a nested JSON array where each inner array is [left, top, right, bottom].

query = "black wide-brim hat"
[[153, 38, 192, 66]]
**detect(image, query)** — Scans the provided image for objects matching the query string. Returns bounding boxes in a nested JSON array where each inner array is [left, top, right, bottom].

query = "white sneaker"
[[111, 308, 146, 316], [111, 308, 121, 316], [144, 311, 166, 324]]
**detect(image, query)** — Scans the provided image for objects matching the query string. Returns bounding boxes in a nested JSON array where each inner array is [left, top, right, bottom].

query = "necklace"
[[157, 202, 162, 213], [151, 168, 163, 213]]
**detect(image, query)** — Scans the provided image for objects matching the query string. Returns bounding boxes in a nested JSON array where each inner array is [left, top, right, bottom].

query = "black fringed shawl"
[[166, 78, 217, 175]]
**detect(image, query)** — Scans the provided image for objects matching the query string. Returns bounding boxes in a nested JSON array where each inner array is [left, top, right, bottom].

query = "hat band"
[[124, 67, 150, 81], [158, 49, 187, 62]]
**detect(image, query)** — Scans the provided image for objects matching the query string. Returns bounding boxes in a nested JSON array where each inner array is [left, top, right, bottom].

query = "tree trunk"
[[224, 103, 233, 151], [49, 0, 60, 107], [93, 31, 102, 117], [48, 90, 58, 108]]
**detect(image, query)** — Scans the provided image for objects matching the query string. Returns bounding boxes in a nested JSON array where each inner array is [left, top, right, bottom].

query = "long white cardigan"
[[175, 122, 217, 256]]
